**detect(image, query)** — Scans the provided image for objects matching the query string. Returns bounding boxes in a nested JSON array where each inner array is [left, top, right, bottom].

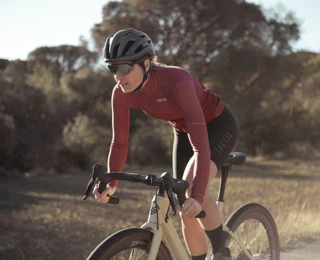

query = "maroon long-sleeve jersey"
[[108, 66, 224, 203]]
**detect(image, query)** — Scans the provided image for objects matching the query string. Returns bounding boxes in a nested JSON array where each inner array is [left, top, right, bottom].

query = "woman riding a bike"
[[93, 28, 238, 260]]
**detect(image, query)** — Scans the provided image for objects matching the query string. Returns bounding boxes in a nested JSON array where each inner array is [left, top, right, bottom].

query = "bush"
[[53, 148, 90, 173], [62, 113, 112, 166], [0, 113, 17, 169]]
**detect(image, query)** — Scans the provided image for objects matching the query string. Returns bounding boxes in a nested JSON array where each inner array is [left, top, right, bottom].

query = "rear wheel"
[[223, 203, 280, 260], [87, 228, 172, 260]]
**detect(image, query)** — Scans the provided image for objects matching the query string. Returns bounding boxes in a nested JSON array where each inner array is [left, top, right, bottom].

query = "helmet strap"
[[134, 61, 150, 92]]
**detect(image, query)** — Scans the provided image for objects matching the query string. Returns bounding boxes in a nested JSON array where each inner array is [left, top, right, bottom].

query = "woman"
[[93, 28, 237, 260]]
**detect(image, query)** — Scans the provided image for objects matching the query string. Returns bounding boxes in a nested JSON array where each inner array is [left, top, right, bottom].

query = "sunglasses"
[[107, 62, 135, 76], [107, 57, 147, 76]]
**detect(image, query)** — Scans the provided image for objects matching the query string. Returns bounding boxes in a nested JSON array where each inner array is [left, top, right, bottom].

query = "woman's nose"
[[114, 72, 124, 81]]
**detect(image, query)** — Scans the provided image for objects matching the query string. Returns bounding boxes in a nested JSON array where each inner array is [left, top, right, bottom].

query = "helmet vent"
[[112, 43, 120, 58], [122, 41, 135, 56], [135, 44, 145, 54], [123, 31, 133, 36]]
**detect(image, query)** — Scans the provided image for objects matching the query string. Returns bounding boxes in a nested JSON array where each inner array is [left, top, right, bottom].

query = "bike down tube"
[[128, 194, 163, 260], [140, 194, 190, 260]]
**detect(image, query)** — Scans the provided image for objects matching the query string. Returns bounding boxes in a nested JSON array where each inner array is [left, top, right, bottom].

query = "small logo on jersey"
[[157, 98, 167, 102]]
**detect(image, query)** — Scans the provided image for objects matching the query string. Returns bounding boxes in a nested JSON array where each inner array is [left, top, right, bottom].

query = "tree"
[[28, 45, 98, 72], [62, 113, 112, 167], [91, 0, 302, 156], [0, 60, 58, 171], [92, 0, 299, 76], [0, 100, 17, 169]]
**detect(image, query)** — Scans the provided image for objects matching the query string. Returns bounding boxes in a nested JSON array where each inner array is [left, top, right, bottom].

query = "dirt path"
[[280, 240, 320, 260], [1, 162, 319, 260]]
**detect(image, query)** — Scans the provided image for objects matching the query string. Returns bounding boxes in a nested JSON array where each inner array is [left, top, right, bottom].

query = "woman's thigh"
[[172, 129, 193, 180], [172, 106, 238, 179], [183, 158, 217, 195], [207, 106, 238, 169]]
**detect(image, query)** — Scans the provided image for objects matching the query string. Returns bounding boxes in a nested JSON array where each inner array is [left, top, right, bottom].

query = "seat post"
[[217, 165, 232, 202]]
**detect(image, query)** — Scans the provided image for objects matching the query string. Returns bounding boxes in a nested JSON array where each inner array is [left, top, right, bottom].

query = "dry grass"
[[0, 157, 319, 259], [213, 157, 320, 250]]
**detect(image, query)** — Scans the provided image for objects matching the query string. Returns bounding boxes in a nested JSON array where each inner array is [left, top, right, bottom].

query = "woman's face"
[[110, 60, 150, 93]]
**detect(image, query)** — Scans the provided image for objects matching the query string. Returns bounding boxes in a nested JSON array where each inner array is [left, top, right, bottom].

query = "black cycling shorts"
[[172, 106, 238, 179]]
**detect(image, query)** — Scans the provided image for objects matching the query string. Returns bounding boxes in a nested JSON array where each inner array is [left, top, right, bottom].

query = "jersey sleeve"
[[173, 79, 211, 204], [107, 87, 130, 187]]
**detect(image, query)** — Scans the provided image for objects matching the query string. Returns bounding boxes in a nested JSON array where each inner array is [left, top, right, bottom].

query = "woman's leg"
[[172, 113, 237, 257], [173, 130, 209, 257], [180, 157, 221, 256]]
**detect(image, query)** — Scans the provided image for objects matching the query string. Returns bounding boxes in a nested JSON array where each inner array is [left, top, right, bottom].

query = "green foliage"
[[0, 111, 17, 168], [0, 59, 9, 71], [0, 44, 112, 172], [0, 61, 58, 171], [28, 45, 98, 71], [63, 113, 112, 166], [128, 116, 173, 165]]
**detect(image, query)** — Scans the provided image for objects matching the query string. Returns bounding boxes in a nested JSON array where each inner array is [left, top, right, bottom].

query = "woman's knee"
[[209, 160, 218, 180], [180, 214, 201, 230], [200, 161, 218, 205], [184, 159, 217, 197]]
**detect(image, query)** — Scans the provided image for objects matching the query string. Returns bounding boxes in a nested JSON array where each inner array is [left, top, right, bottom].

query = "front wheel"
[[223, 203, 280, 260], [87, 228, 172, 260]]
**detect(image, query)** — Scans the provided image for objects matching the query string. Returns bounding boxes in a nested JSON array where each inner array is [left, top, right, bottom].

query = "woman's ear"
[[144, 59, 150, 70]]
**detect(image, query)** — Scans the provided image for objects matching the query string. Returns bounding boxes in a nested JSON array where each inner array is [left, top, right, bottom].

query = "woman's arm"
[[107, 86, 130, 188], [173, 80, 211, 204]]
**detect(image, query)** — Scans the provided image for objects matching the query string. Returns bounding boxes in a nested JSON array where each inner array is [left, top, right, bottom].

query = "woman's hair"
[[150, 56, 180, 69], [150, 56, 166, 68]]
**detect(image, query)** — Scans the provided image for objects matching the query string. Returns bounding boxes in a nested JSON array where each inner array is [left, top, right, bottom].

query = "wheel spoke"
[[224, 203, 280, 260]]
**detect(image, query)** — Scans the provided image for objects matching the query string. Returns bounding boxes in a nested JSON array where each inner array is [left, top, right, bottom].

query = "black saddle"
[[223, 152, 246, 166]]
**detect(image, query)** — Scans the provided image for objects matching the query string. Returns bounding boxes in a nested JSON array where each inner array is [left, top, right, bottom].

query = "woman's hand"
[[93, 183, 117, 204], [180, 197, 202, 218]]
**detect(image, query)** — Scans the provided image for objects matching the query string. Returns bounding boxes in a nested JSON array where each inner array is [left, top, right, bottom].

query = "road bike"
[[82, 152, 280, 260]]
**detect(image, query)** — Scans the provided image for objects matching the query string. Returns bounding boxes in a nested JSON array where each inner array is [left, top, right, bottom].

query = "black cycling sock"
[[205, 224, 223, 254], [191, 253, 207, 260]]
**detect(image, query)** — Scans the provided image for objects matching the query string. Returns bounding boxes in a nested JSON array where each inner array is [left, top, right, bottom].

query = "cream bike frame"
[[136, 185, 253, 260], [136, 191, 254, 260], [83, 152, 280, 260]]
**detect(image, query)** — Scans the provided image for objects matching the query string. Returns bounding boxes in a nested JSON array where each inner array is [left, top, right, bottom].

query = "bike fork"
[[127, 226, 163, 260]]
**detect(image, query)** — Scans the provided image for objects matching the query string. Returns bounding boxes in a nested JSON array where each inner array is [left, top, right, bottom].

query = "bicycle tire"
[[223, 203, 280, 260], [87, 228, 172, 260]]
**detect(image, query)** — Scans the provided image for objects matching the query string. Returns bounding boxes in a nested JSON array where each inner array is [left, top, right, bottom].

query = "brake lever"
[[82, 163, 102, 200], [82, 177, 95, 200], [166, 188, 178, 215], [82, 164, 120, 204]]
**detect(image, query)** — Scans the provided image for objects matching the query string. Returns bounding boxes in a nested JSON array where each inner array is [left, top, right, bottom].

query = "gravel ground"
[[280, 240, 320, 260]]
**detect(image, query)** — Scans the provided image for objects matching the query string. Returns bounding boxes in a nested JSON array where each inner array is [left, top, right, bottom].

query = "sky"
[[0, 0, 319, 61]]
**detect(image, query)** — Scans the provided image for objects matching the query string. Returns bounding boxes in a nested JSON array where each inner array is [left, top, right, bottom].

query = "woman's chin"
[[121, 85, 135, 93]]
